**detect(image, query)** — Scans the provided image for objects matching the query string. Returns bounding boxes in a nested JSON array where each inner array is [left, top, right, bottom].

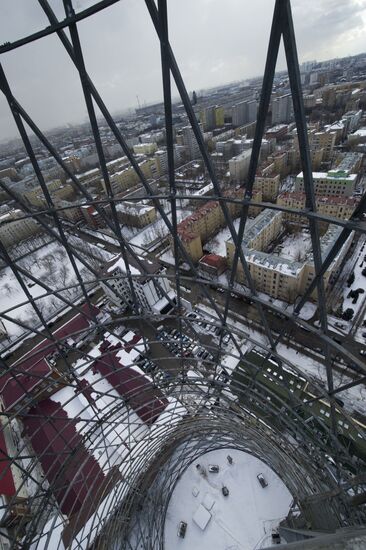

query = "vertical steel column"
[[157, 0, 185, 373], [145, 0, 276, 351], [216, 0, 283, 360], [38, 0, 249, 358], [281, 0, 339, 463], [62, 0, 151, 353]]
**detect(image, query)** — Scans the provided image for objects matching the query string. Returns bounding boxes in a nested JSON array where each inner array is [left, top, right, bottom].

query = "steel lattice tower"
[[0, 1, 365, 548]]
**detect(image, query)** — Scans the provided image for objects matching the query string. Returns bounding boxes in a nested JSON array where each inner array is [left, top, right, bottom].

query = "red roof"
[[0, 426, 16, 497], [93, 340, 168, 424], [23, 399, 105, 518], [1, 303, 100, 412], [200, 254, 226, 268]]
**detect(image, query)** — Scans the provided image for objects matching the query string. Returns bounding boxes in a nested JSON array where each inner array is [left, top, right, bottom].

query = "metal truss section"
[[0, 1, 365, 549]]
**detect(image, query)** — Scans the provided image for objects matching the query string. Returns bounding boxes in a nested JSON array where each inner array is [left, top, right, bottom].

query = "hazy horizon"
[[1, 0, 366, 142]]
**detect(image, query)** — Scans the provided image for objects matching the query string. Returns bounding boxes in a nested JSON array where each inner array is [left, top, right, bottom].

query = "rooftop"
[[296, 171, 357, 182]]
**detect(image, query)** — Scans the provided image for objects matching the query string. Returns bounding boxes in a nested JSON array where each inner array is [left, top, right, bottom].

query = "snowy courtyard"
[[272, 229, 312, 262], [0, 238, 100, 342], [205, 219, 241, 256], [164, 448, 292, 550]]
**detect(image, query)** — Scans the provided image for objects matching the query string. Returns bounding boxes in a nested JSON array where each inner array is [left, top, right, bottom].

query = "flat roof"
[[297, 171, 357, 182]]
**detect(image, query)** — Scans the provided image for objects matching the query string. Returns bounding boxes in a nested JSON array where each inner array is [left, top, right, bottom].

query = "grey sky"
[[0, 0, 366, 142]]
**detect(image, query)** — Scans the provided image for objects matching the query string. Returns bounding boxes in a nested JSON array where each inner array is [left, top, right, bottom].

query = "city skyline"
[[0, 1, 366, 547], [1, 0, 366, 141]]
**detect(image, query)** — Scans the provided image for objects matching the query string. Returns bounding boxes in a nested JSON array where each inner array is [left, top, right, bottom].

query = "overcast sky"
[[0, 0, 366, 142]]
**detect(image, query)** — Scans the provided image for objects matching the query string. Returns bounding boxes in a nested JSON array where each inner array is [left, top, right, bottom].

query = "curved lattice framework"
[[0, 1, 365, 549]]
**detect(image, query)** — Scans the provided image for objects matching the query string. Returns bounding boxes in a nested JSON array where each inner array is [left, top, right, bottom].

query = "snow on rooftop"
[[164, 448, 292, 549], [353, 127, 366, 137], [296, 171, 357, 181], [106, 255, 141, 276], [192, 504, 212, 530]]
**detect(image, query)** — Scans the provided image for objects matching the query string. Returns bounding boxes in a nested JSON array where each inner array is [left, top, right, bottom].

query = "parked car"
[[359, 349, 366, 357], [177, 521, 187, 538], [208, 464, 219, 473], [222, 486, 229, 497], [257, 473, 268, 488]]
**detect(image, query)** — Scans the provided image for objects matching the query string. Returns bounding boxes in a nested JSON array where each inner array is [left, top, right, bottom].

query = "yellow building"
[[254, 174, 280, 201], [295, 170, 357, 196], [23, 179, 63, 206], [108, 167, 139, 194], [277, 192, 358, 223], [215, 106, 225, 128], [311, 131, 336, 161], [52, 184, 75, 202], [0, 209, 42, 247], [226, 209, 353, 303], [174, 188, 262, 262], [116, 201, 156, 228], [133, 143, 158, 155], [200, 105, 224, 131]]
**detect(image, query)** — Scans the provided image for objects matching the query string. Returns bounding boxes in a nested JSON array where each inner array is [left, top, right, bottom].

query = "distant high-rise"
[[200, 105, 224, 131], [272, 93, 293, 124], [229, 149, 252, 183], [182, 125, 201, 159], [247, 100, 258, 123], [232, 99, 258, 127]]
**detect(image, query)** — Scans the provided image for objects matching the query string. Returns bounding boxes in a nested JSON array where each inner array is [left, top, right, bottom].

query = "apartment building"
[[116, 202, 156, 228], [101, 253, 174, 314], [240, 209, 283, 251], [277, 192, 358, 223], [254, 174, 281, 201], [226, 210, 352, 303], [295, 170, 357, 196], [0, 209, 42, 247], [232, 100, 258, 127], [311, 131, 336, 162], [272, 94, 293, 124], [174, 188, 262, 262], [21, 179, 63, 207], [229, 149, 252, 183], [200, 105, 225, 131], [182, 126, 201, 159], [133, 142, 158, 155], [104, 158, 158, 195], [54, 199, 84, 223]]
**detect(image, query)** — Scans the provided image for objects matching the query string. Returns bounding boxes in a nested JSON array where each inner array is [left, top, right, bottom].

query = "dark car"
[[177, 521, 187, 538], [257, 473, 268, 488], [222, 486, 229, 497]]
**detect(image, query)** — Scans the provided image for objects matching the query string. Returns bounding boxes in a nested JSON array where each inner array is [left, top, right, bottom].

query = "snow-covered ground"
[[129, 209, 192, 249], [0, 240, 94, 340], [164, 448, 292, 550], [272, 229, 312, 262], [205, 219, 241, 256]]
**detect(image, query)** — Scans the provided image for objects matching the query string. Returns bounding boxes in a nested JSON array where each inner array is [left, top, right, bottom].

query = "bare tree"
[[59, 264, 69, 286], [3, 282, 13, 297], [42, 254, 55, 274]]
